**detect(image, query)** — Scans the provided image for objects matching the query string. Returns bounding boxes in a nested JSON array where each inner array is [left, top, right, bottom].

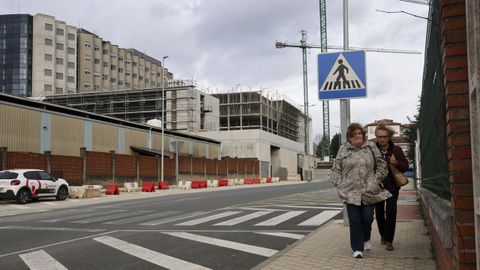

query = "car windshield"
[[0, 171, 19, 179]]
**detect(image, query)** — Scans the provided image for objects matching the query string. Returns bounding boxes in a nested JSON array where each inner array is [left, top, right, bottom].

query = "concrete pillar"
[[1, 147, 7, 170], [80, 147, 87, 185], [44, 151, 51, 173], [110, 150, 115, 183], [157, 155, 161, 182], [135, 154, 140, 182]]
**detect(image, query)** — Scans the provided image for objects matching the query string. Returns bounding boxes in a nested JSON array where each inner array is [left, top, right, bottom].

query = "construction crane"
[[275, 30, 311, 155], [319, 0, 330, 159], [399, 0, 430, 5]]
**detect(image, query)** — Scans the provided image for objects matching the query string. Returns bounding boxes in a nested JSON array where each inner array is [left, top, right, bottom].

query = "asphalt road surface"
[[0, 181, 342, 270]]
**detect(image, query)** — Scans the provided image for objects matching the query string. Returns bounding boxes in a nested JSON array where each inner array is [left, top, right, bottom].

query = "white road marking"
[[255, 232, 305, 240], [71, 210, 151, 224], [19, 249, 67, 270], [10, 205, 30, 210], [41, 210, 125, 223], [297, 210, 341, 226], [0, 225, 105, 233], [279, 205, 343, 210], [43, 202, 58, 206], [176, 211, 241, 226], [140, 211, 208, 226], [255, 211, 306, 226], [164, 232, 278, 257], [214, 211, 272, 226], [235, 207, 284, 212], [93, 236, 211, 270], [104, 211, 181, 225]]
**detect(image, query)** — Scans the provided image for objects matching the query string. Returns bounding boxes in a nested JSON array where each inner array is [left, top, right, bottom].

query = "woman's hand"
[[389, 155, 397, 166]]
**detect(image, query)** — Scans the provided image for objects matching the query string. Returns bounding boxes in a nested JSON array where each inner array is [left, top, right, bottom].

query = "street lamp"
[[161, 56, 168, 184]]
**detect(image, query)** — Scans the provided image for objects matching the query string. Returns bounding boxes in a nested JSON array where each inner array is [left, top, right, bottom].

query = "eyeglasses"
[[375, 135, 389, 139]]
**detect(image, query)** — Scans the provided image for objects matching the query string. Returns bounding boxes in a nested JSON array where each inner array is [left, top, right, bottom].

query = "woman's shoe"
[[364, 240, 372, 251], [385, 242, 394, 250], [381, 237, 386, 245], [353, 251, 363, 258]]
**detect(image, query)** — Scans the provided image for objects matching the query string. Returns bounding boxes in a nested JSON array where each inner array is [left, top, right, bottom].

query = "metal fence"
[[418, 0, 450, 200]]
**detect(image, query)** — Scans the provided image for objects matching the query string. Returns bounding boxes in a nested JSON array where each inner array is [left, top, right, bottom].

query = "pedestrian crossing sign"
[[318, 50, 367, 100]]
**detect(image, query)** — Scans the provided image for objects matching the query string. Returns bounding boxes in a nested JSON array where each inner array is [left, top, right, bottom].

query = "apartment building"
[[0, 13, 172, 98], [31, 13, 78, 97], [77, 29, 172, 93]]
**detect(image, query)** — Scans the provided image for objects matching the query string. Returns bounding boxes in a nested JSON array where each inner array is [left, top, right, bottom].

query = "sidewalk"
[[256, 179, 436, 270]]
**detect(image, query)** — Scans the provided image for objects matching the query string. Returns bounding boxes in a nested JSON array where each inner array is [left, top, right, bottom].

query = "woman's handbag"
[[390, 164, 409, 188]]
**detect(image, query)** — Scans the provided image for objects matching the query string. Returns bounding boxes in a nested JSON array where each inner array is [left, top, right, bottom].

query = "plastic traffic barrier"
[[158, 181, 169, 190], [82, 185, 102, 198], [68, 186, 85, 199], [207, 180, 218, 188], [105, 183, 120, 195], [266, 177, 273, 183], [179, 181, 192, 190], [191, 180, 207, 189], [124, 182, 140, 192], [142, 181, 155, 192], [217, 179, 229, 187]]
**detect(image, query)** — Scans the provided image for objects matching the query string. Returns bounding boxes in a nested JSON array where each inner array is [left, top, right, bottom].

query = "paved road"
[[0, 181, 342, 270]]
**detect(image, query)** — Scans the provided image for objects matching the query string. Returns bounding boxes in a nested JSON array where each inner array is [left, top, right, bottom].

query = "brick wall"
[[421, 202, 454, 270], [217, 159, 227, 175], [205, 159, 217, 175], [8, 152, 46, 170], [86, 151, 111, 178], [440, 0, 475, 268], [192, 157, 204, 174], [51, 155, 82, 185], [115, 154, 136, 178], [139, 156, 157, 178]]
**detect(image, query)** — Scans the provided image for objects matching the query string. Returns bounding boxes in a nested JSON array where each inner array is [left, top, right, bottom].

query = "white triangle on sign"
[[320, 53, 365, 91]]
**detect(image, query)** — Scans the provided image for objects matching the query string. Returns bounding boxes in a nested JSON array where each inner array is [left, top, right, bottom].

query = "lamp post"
[[161, 56, 168, 183]]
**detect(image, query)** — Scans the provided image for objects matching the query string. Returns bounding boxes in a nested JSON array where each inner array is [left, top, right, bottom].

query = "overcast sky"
[[3, 0, 428, 138]]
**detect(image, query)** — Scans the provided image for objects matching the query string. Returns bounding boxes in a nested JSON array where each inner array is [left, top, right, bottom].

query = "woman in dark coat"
[[373, 122, 409, 251]]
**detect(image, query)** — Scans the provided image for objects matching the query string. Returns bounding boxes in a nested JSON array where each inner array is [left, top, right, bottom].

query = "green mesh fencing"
[[418, 1, 451, 200]]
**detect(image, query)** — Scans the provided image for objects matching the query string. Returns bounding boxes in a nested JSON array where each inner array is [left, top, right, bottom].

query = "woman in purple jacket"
[[373, 122, 409, 251]]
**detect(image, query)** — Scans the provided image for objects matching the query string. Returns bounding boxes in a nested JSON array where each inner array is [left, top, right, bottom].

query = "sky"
[[2, 0, 429, 139]]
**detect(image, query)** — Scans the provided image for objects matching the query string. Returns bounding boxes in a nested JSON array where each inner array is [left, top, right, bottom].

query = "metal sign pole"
[[341, 0, 351, 226]]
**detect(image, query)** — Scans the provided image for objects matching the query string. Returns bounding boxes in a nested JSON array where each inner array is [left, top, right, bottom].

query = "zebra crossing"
[[30, 207, 342, 228]]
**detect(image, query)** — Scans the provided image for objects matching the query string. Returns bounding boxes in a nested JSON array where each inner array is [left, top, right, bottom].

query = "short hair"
[[375, 122, 395, 138], [346, 122, 366, 142]]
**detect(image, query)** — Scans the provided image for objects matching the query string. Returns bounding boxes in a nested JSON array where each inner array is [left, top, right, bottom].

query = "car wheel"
[[16, 189, 31, 204], [56, 186, 68, 201]]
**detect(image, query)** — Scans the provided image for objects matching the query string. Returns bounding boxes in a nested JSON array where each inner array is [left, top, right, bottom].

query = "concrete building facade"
[[31, 13, 77, 97]]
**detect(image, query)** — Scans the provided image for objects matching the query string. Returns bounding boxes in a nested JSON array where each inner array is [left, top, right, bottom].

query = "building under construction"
[[43, 80, 219, 133], [213, 91, 307, 144]]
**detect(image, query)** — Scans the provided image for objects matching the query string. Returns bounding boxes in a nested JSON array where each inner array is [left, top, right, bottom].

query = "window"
[[55, 72, 63, 80], [103, 62, 109, 68], [139, 76, 143, 81], [125, 60, 131, 64], [111, 55, 116, 59], [94, 85, 100, 90], [45, 38, 53, 46], [56, 43, 64, 50], [111, 78, 116, 83], [67, 62, 75, 69], [118, 68, 123, 73], [94, 58, 100, 64], [84, 83, 91, 88], [118, 57, 124, 61], [44, 84, 52, 92], [145, 67, 150, 72], [103, 74, 109, 80], [126, 82, 131, 87], [44, 54, 53, 61], [68, 33, 75, 41], [145, 79, 149, 83], [67, 47, 75, 55], [84, 69, 91, 75], [56, 28, 64, 36], [132, 74, 137, 78], [125, 72, 131, 76], [118, 80, 124, 85], [156, 72, 161, 77], [56, 58, 64, 65], [44, 69, 52, 76], [94, 73, 100, 78], [45, 23, 53, 31], [132, 62, 137, 67], [67, 76, 75, 83], [111, 65, 116, 70], [84, 42, 92, 48], [55, 87, 63, 94], [94, 47, 100, 51], [103, 49, 108, 54]]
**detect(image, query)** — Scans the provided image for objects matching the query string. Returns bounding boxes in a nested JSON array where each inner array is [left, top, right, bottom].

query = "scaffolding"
[[213, 91, 304, 143], [43, 79, 218, 132]]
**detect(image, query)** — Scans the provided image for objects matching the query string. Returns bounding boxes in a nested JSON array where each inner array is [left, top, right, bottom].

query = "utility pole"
[[319, 0, 330, 159], [275, 30, 311, 155]]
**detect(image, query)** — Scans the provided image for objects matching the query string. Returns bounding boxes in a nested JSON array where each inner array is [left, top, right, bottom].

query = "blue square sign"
[[318, 50, 367, 100]]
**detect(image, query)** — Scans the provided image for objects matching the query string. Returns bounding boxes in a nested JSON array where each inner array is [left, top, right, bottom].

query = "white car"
[[0, 169, 69, 204]]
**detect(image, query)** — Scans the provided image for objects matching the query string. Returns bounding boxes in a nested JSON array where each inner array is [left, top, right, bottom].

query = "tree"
[[403, 115, 418, 163], [330, 133, 341, 158], [313, 134, 331, 159]]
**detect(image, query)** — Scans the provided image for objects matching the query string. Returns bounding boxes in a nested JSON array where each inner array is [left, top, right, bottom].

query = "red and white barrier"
[[105, 183, 120, 195], [142, 181, 155, 192], [287, 174, 301, 181]]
